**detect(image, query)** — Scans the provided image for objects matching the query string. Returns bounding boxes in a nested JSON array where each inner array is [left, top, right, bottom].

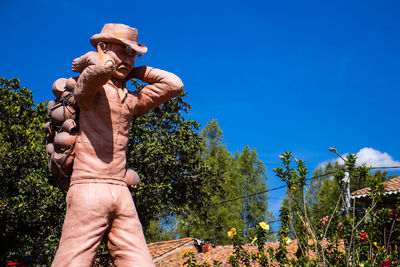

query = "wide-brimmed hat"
[[90, 23, 148, 54]]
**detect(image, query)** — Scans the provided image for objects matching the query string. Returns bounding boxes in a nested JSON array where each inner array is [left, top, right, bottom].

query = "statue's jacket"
[[70, 63, 183, 186]]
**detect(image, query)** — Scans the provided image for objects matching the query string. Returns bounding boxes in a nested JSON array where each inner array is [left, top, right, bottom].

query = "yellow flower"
[[259, 222, 270, 231], [227, 228, 237, 239], [284, 237, 291, 244], [291, 186, 297, 191], [373, 242, 379, 248], [251, 236, 257, 244], [227, 232, 233, 238]]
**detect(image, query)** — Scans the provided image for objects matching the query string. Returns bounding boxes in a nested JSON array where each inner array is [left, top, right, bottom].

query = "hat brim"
[[90, 33, 148, 54]]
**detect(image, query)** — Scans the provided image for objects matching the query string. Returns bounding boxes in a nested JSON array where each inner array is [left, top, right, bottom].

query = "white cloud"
[[355, 147, 400, 167], [319, 147, 400, 169]]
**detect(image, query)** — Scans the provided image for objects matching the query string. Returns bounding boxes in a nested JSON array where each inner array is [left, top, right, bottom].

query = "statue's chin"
[[111, 70, 129, 81]]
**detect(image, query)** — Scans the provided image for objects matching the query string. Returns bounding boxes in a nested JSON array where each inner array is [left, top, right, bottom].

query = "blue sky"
[[1, 0, 399, 224]]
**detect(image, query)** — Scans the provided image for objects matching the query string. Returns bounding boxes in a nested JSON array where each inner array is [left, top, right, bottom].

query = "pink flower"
[[321, 216, 329, 227], [380, 260, 391, 267]]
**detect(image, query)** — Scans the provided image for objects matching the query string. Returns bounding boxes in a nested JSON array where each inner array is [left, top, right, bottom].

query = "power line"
[[215, 165, 400, 206], [216, 185, 286, 205], [261, 162, 400, 170], [305, 170, 340, 181], [215, 170, 337, 206]]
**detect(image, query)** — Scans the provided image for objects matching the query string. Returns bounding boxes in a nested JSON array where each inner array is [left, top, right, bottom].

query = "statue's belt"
[[70, 177, 127, 187]]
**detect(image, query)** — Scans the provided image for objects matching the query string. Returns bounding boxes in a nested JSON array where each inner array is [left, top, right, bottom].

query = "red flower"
[[380, 260, 391, 267], [358, 231, 368, 245]]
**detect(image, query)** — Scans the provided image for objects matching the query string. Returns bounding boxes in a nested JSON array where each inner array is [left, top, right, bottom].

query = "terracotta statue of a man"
[[51, 23, 183, 267]]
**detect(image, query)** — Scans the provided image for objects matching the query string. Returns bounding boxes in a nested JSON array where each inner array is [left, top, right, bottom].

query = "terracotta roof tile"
[[148, 238, 339, 266], [148, 237, 194, 259], [351, 176, 400, 198]]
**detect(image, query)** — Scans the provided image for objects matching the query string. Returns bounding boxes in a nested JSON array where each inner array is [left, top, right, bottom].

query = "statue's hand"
[[72, 51, 115, 73]]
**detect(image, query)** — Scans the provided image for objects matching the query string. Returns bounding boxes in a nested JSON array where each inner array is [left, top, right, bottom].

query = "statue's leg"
[[105, 186, 155, 267], [51, 184, 111, 267]]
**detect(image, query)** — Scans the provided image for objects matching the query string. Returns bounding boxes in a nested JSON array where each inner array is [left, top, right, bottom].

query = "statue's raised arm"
[[72, 51, 116, 105]]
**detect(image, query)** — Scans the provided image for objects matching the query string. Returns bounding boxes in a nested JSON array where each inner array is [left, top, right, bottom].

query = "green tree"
[[177, 120, 273, 244], [0, 78, 66, 265], [176, 119, 241, 244], [236, 146, 272, 233]]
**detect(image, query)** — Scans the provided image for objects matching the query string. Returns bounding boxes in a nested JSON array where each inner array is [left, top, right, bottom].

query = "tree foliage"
[[176, 119, 273, 244], [0, 78, 66, 265]]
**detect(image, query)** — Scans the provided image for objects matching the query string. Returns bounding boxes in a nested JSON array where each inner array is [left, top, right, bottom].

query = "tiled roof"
[[182, 242, 279, 266], [351, 177, 400, 199], [148, 237, 195, 265], [148, 238, 331, 266]]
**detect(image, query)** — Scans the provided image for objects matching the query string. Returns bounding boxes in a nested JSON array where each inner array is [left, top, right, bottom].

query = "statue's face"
[[106, 43, 136, 80]]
